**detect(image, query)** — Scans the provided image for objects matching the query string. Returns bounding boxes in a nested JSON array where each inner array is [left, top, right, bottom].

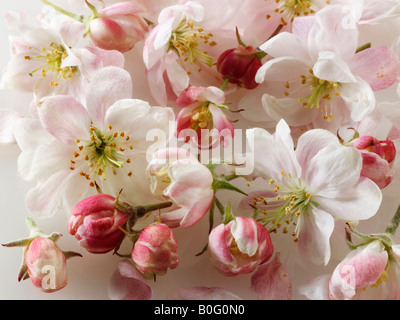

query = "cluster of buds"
[[2, 217, 81, 293], [68, 193, 179, 280]]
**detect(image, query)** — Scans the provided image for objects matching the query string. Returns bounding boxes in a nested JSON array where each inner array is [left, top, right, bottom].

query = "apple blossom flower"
[[146, 147, 214, 228], [208, 215, 274, 277], [142, 1, 242, 105], [328, 240, 389, 300], [24, 237, 68, 293], [13, 66, 174, 218], [131, 223, 179, 278], [108, 259, 153, 300], [245, 119, 382, 265], [87, 1, 149, 52], [176, 86, 235, 149], [254, 5, 400, 130], [67, 194, 128, 254], [0, 11, 124, 103], [300, 241, 400, 300], [167, 286, 242, 300], [349, 135, 396, 188]]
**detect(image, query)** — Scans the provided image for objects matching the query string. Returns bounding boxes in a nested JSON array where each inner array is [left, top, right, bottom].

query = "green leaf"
[[212, 179, 248, 196]]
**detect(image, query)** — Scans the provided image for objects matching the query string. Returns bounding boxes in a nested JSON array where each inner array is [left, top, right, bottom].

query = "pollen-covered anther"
[[169, 19, 216, 69]]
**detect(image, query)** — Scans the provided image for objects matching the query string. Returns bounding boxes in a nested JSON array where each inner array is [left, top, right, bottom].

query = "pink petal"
[[351, 46, 400, 91], [251, 253, 292, 300], [37, 95, 91, 144], [108, 260, 153, 300]]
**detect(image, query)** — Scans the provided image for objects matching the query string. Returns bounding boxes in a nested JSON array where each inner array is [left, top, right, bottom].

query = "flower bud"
[[176, 86, 235, 149], [88, 2, 149, 52], [24, 237, 68, 293], [350, 136, 396, 188], [329, 240, 389, 300], [208, 216, 274, 277], [68, 194, 128, 254], [216, 45, 263, 90], [132, 223, 179, 278]]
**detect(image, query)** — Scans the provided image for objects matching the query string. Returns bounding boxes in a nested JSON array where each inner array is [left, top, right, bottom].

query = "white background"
[[2, 1, 400, 301]]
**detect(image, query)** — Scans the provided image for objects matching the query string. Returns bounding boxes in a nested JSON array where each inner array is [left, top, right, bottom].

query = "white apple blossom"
[[142, 0, 242, 105], [13, 66, 174, 218], [253, 5, 399, 131], [245, 119, 382, 265], [0, 11, 124, 103]]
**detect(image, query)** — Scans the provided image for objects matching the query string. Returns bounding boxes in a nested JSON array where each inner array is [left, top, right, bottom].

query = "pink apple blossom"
[[0, 11, 124, 103], [24, 237, 68, 293], [176, 86, 235, 149], [329, 240, 389, 300], [13, 66, 174, 218], [146, 147, 214, 228], [131, 223, 179, 278], [350, 136, 396, 188], [253, 5, 400, 131], [68, 194, 128, 254], [88, 1, 149, 52], [300, 241, 400, 300], [108, 259, 153, 300], [208, 216, 274, 277], [246, 119, 382, 265]]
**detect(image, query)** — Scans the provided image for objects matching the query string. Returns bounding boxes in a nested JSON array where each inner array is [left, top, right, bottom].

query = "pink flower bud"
[[132, 223, 179, 278], [329, 241, 389, 300], [208, 217, 274, 277], [216, 45, 263, 90], [175, 86, 235, 149], [351, 136, 396, 188], [68, 194, 128, 254], [24, 237, 67, 293], [89, 2, 149, 52]]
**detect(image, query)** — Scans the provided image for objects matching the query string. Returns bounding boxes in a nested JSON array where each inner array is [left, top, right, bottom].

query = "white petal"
[[340, 78, 376, 122], [86, 67, 132, 127], [315, 177, 382, 221], [313, 51, 357, 83], [37, 95, 91, 144], [297, 207, 335, 266]]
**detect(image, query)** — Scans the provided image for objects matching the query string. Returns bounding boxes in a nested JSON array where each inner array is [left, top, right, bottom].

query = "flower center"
[[190, 103, 213, 131], [168, 19, 216, 71], [254, 171, 315, 242], [283, 69, 341, 122], [272, 0, 316, 24], [25, 43, 78, 87], [70, 125, 134, 187]]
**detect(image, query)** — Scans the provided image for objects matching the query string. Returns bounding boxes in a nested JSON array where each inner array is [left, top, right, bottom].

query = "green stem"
[[356, 42, 371, 54], [40, 0, 85, 22], [220, 77, 230, 91]]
